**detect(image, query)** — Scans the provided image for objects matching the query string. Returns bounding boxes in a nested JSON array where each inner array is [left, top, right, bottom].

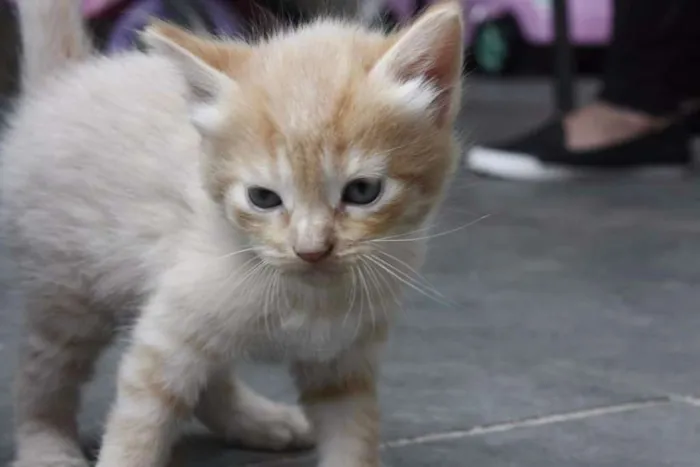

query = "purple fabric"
[[381, 0, 612, 46], [106, 0, 244, 54]]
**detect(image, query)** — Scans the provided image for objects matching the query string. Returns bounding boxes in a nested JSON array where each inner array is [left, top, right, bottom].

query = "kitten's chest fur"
[[233, 275, 396, 362]]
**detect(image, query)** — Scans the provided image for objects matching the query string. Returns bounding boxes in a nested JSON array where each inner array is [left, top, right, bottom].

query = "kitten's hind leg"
[[196, 370, 315, 451], [13, 293, 114, 467]]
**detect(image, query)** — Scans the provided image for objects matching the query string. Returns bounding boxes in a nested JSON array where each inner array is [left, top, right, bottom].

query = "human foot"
[[564, 102, 670, 151], [465, 101, 691, 181]]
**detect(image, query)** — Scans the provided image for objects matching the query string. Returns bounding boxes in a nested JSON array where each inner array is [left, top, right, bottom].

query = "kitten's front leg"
[[96, 301, 215, 467], [293, 348, 381, 467]]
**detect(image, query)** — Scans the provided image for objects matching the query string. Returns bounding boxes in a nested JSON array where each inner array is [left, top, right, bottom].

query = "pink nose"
[[295, 245, 334, 263]]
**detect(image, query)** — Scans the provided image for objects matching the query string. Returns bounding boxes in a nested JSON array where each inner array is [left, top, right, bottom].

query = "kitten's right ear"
[[140, 22, 250, 135]]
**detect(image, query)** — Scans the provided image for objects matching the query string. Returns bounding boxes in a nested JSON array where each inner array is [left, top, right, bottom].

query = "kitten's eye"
[[342, 178, 383, 206], [248, 187, 283, 210]]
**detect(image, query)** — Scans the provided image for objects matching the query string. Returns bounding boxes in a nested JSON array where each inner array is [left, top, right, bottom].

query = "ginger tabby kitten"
[[2, 1, 464, 466]]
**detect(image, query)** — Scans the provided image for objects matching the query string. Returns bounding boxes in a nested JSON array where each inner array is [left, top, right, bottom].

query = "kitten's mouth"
[[280, 257, 348, 278], [297, 260, 345, 275]]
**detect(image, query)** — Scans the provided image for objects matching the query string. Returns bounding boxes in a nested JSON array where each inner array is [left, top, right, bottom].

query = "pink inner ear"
[[425, 36, 462, 89], [389, 17, 463, 124], [432, 87, 452, 126], [423, 35, 462, 124]]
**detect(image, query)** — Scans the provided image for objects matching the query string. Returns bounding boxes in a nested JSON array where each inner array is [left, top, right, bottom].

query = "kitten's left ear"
[[140, 22, 251, 134], [371, 2, 464, 125]]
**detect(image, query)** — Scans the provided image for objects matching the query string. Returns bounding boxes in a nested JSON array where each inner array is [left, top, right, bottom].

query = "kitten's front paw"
[[226, 402, 315, 451]]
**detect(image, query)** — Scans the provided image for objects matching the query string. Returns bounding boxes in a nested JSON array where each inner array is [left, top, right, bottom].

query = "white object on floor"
[[465, 146, 575, 181], [464, 145, 689, 181]]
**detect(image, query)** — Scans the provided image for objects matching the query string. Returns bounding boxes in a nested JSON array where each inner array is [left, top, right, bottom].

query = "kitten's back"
[[1, 51, 203, 300]]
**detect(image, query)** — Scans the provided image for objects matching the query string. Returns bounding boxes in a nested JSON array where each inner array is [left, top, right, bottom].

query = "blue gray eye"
[[342, 178, 383, 206], [248, 187, 282, 209]]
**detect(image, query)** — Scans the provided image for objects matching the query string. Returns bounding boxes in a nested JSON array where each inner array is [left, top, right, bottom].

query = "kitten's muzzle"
[[294, 243, 334, 264]]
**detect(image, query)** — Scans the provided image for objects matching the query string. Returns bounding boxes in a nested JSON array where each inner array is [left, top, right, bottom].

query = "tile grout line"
[[382, 397, 671, 449], [242, 397, 671, 467], [670, 394, 700, 407]]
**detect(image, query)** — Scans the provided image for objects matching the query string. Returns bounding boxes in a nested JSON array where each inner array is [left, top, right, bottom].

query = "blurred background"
[[0, 0, 609, 106]]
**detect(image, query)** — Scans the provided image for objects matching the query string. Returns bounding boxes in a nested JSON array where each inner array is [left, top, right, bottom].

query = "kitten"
[[2, 1, 464, 467]]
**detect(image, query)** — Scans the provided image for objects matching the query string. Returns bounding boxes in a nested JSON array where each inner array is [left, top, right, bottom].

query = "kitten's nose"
[[295, 244, 334, 263]]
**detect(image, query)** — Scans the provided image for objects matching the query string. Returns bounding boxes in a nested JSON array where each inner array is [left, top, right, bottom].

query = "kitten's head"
[[142, 3, 464, 274]]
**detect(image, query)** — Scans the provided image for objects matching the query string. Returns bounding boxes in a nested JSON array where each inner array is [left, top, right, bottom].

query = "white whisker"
[[371, 253, 446, 300], [371, 214, 491, 243], [375, 250, 447, 300], [366, 255, 402, 310], [362, 257, 392, 325], [210, 247, 257, 263], [343, 265, 358, 329], [231, 259, 266, 293], [371, 224, 436, 242], [358, 257, 378, 332], [354, 261, 371, 341], [261, 266, 276, 339], [364, 255, 454, 307]]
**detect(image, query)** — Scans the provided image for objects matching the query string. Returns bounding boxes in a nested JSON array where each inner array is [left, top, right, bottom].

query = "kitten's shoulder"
[[1, 50, 192, 159]]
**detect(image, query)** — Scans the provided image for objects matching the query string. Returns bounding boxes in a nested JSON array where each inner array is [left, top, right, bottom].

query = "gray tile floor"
[[2, 80, 699, 466]]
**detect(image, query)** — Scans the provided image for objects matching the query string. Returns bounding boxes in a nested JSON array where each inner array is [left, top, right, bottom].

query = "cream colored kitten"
[[2, 1, 464, 467]]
